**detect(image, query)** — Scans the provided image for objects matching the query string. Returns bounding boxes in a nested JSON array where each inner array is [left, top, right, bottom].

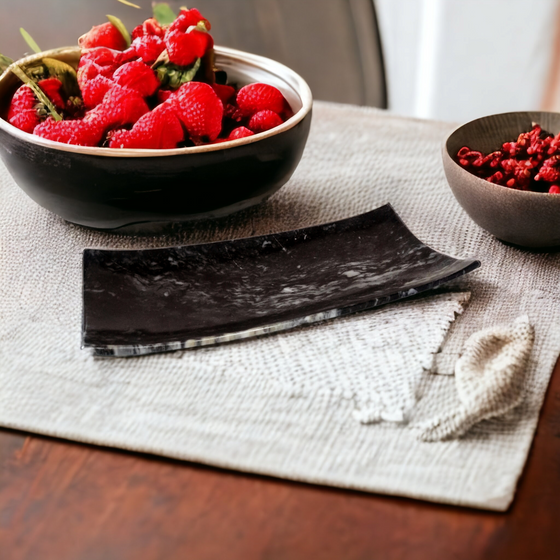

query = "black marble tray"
[[82, 204, 480, 357]]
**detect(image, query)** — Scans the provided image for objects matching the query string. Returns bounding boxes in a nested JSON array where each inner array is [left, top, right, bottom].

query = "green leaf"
[[155, 58, 201, 89], [106, 14, 131, 48], [20, 28, 41, 53], [117, 0, 142, 8], [10, 65, 63, 121], [181, 57, 201, 83], [0, 53, 14, 73], [42, 58, 81, 98], [153, 3, 177, 25]]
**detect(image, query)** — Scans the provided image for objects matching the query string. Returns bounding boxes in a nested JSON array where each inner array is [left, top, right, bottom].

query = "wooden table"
[[2, 360, 559, 560]]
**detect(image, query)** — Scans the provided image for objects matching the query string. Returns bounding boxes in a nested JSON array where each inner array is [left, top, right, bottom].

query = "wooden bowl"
[[443, 111, 560, 248], [0, 46, 313, 231]]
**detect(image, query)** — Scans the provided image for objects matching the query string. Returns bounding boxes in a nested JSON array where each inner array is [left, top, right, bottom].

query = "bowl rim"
[[0, 45, 313, 158], [443, 110, 560, 199]]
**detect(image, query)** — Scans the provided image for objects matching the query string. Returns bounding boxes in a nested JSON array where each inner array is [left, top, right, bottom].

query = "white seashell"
[[418, 316, 534, 442]]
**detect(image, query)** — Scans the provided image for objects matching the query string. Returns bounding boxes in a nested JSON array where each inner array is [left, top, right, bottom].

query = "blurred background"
[[1, 0, 560, 122]]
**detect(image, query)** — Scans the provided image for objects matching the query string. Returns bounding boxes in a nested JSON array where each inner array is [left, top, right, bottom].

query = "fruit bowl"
[[442, 111, 560, 248], [0, 46, 312, 231]]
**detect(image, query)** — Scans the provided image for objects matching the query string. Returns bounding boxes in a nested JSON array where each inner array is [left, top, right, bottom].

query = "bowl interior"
[[0, 46, 312, 157], [445, 111, 560, 163]]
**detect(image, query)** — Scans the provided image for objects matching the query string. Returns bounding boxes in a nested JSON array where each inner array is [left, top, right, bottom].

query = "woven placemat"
[[1, 101, 559, 510]]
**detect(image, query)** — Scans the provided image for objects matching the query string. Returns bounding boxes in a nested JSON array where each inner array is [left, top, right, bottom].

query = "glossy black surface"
[[0, 112, 312, 230], [82, 204, 480, 357]]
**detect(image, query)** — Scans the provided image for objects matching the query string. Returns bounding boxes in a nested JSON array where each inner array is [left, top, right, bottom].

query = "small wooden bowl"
[[443, 111, 560, 248]]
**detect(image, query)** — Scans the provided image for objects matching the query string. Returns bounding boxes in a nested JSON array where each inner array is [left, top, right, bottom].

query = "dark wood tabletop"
[[1, 359, 559, 560]]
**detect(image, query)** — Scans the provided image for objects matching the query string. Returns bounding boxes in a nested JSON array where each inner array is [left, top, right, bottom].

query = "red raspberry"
[[81, 75, 114, 110], [236, 83, 287, 117], [7, 85, 40, 133], [113, 61, 160, 97], [549, 185, 560, 194], [38, 78, 65, 110], [248, 110, 284, 133], [34, 116, 106, 147], [132, 35, 165, 65], [165, 29, 214, 67], [168, 8, 211, 33], [211, 83, 236, 105], [172, 82, 223, 143], [228, 127, 254, 140], [131, 18, 165, 40], [79, 22, 128, 51], [109, 104, 184, 149], [87, 84, 150, 129]]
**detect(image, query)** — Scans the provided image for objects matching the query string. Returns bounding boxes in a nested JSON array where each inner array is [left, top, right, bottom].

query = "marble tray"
[[82, 204, 480, 357]]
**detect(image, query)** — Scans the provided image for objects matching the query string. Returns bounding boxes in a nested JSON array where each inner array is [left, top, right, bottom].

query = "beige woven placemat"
[[1, 101, 560, 511]]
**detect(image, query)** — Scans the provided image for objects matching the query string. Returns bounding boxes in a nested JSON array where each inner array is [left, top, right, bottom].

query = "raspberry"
[[7, 85, 40, 133], [131, 18, 165, 40], [81, 75, 114, 110], [38, 78, 65, 110], [113, 61, 160, 97], [109, 103, 184, 149], [87, 84, 150, 129], [132, 35, 165, 65], [236, 83, 287, 117], [165, 29, 213, 67], [34, 116, 105, 147], [211, 83, 236, 105], [172, 82, 223, 143], [248, 110, 284, 133], [228, 127, 254, 140], [549, 185, 560, 194], [168, 8, 211, 33], [79, 22, 128, 51]]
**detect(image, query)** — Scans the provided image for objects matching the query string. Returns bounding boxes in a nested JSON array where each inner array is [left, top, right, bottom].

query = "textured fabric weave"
[[1, 102, 560, 510]]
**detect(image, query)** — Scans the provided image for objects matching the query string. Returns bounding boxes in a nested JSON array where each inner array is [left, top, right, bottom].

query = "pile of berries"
[[4, 7, 293, 149], [457, 124, 560, 194]]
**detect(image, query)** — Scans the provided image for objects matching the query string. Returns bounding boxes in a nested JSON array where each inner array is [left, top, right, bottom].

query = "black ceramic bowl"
[[0, 46, 313, 231]]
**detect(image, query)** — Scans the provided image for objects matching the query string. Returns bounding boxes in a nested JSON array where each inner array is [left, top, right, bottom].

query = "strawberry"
[[228, 127, 254, 140], [79, 22, 128, 51], [7, 85, 41, 133], [157, 89, 175, 104], [211, 83, 236, 105], [38, 78, 65, 110], [165, 29, 213, 67], [172, 82, 223, 143], [109, 103, 184, 149], [132, 35, 165, 65], [87, 84, 150, 129], [168, 8, 211, 33], [77, 60, 118, 90], [248, 110, 284, 133], [236, 83, 288, 118], [113, 61, 160, 97], [79, 47, 125, 67], [34, 116, 106, 147], [81, 74, 114, 110], [131, 18, 165, 40]]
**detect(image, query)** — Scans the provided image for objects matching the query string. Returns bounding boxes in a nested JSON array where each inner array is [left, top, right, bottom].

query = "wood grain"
[[1, 360, 559, 560]]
